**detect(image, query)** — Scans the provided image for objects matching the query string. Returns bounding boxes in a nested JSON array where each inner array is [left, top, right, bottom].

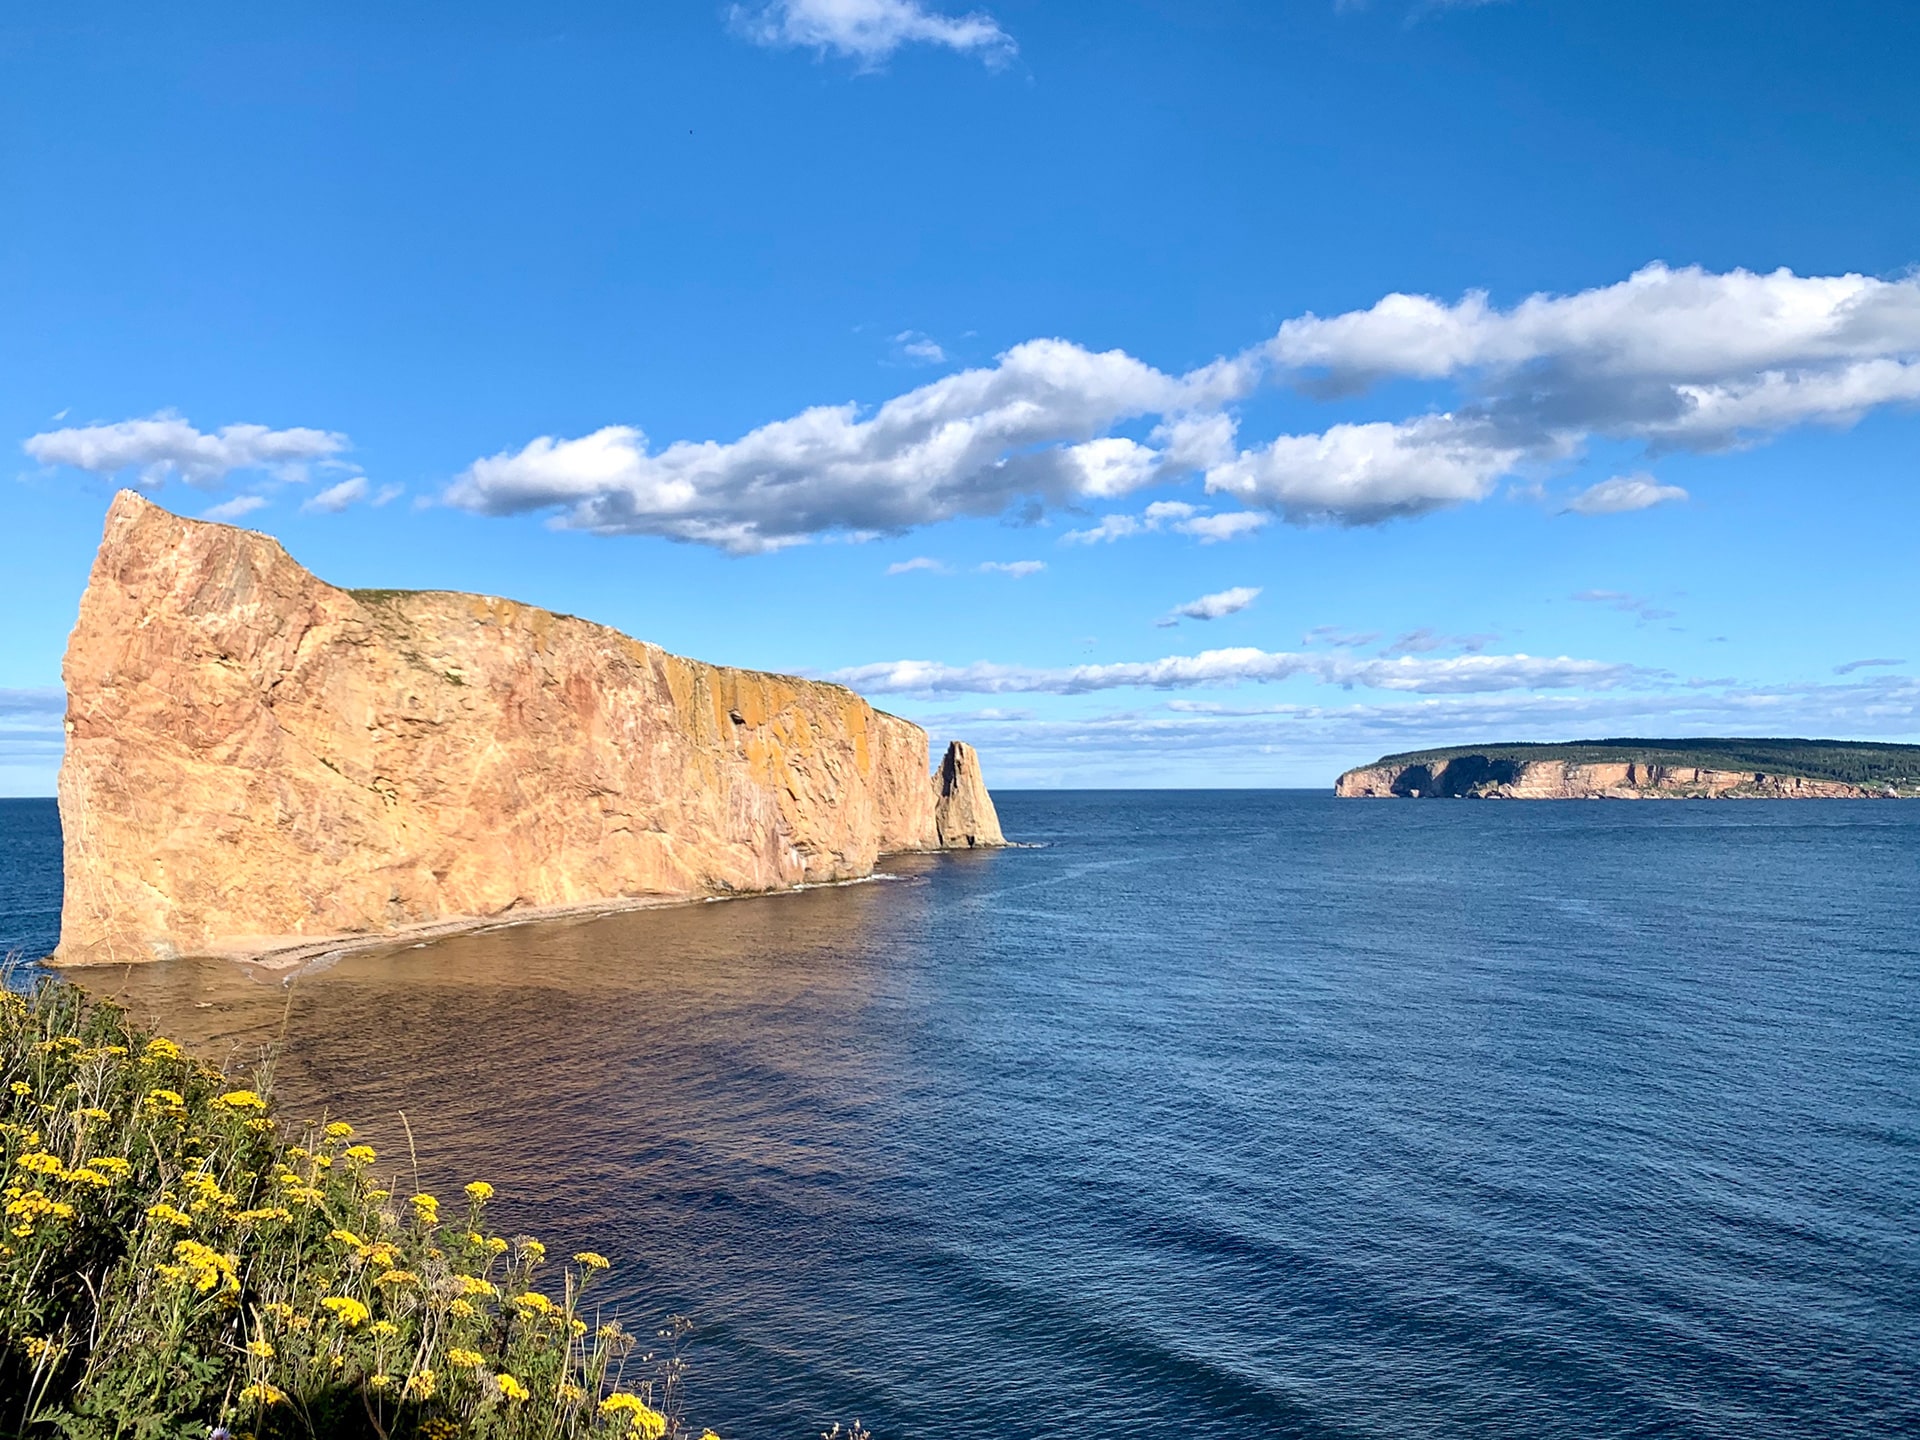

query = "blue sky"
[[4, 0, 1919, 793]]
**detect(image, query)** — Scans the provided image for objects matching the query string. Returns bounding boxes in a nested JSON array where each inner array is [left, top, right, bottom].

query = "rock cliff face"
[[932, 740, 1006, 847], [55, 492, 1003, 966], [1335, 757, 1890, 800]]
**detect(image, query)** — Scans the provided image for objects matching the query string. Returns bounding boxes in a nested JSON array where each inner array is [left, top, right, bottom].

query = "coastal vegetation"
[[1363, 737, 1920, 789], [0, 973, 708, 1440]]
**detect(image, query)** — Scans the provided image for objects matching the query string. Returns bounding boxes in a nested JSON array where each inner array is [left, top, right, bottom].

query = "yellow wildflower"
[[75, 1106, 110, 1124], [171, 1239, 240, 1294], [464, 1180, 494, 1202], [496, 1373, 530, 1403], [324, 1121, 354, 1139], [143, 1088, 186, 1109], [410, 1192, 439, 1222], [376, 1269, 420, 1287], [447, 1347, 487, 1368], [485, 1236, 508, 1255], [215, 1089, 267, 1111], [600, 1394, 669, 1438], [322, 1296, 370, 1328], [343, 1144, 377, 1164], [558, 1383, 586, 1404], [6, 1082, 28, 1097], [146, 1202, 194, 1228], [455, 1275, 499, 1297], [23, 1336, 63, 1364], [574, 1251, 611, 1270], [17, 1152, 64, 1176], [9, 1192, 73, 1221], [519, 1238, 546, 1262], [448, 1298, 475, 1319], [511, 1291, 553, 1316], [243, 1339, 275, 1359], [86, 1156, 131, 1178], [369, 1372, 393, 1391], [261, 1301, 296, 1326], [238, 1382, 286, 1407], [370, 1319, 399, 1338], [403, 1369, 437, 1401], [142, 1037, 183, 1062], [329, 1228, 366, 1247]]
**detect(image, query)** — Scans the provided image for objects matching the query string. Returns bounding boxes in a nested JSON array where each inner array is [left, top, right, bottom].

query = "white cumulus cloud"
[[447, 340, 1219, 554], [894, 331, 948, 365], [202, 495, 269, 522], [442, 264, 1920, 552], [1165, 585, 1261, 623], [731, 0, 1014, 65], [1565, 473, 1689, 515], [886, 555, 949, 575], [979, 560, 1045, 577], [1061, 500, 1266, 545], [1204, 416, 1524, 523], [24, 412, 350, 487]]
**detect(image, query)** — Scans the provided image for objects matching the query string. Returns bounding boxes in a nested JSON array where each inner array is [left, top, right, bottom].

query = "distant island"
[[1335, 738, 1920, 800]]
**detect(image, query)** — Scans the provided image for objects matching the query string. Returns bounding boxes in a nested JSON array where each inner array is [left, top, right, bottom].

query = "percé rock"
[[55, 492, 1003, 967], [1335, 758, 1890, 800], [931, 740, 1006, 847]]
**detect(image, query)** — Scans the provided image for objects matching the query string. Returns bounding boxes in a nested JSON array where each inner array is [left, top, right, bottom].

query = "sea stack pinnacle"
[[54, 491, 1006, 965], [931, 740, 1007, 848]]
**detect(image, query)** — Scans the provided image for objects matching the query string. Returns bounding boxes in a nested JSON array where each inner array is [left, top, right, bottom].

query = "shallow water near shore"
[[5, 791, 1919, 1438]]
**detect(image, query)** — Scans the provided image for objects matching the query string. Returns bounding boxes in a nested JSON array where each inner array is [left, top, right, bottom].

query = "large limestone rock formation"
[[1335, 757, 1889, 800], [55, 492, 1003, 966], [931, 740, 1006, 847]]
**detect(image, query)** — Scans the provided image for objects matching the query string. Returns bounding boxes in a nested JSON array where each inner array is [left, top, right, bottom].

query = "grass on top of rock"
[[0, 973, 713, 1440]]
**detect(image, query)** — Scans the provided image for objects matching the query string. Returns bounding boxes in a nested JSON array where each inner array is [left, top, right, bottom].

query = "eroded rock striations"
[[1337, 756, 1900, 800], [55, 492, 1005, 966]]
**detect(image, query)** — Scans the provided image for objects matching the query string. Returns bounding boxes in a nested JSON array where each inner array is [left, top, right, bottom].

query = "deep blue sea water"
[[4, 792, 1918, 1437]]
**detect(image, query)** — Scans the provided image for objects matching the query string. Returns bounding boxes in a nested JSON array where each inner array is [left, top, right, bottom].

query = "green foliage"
[[0, 979, 712, 1440], [1366, 737, 1920, 789], [346, 590, 426, 605]]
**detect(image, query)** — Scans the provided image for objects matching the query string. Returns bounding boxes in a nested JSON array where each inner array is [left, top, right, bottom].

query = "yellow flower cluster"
[[3, 982, 711, 1440], [600, 1394, 670, 1439], [321, 1295, 371, 1328], [167, 1239, 240, 1295]]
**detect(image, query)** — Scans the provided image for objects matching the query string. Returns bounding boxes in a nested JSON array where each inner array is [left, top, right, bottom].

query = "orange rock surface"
[[55, 492, 1001, 966], [1335, 758, 1889, 800]]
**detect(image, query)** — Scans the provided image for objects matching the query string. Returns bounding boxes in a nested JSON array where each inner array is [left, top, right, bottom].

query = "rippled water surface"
[[6, 792, 1919, 1437]]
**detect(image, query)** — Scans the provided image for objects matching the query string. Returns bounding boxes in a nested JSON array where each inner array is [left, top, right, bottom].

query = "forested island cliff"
[[54, 491, 1003, 967], [1336, 739, 1920, 800]]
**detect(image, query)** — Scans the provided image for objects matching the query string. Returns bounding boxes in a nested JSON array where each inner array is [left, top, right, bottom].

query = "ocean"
[[3, 791, 1917, 1438]]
